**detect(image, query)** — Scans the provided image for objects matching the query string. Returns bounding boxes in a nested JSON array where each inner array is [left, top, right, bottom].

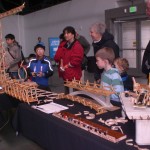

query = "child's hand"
[[96, 79, 101, 84], [27, 79, 32, 82], [31, 72, 37, 77], [37, 72, 43, 77]]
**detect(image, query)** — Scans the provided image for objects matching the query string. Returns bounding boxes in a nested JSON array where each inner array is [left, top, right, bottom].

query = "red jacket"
[[54, 40, 84, 81]]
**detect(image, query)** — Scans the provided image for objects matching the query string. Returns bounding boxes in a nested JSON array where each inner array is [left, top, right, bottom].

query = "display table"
[[120, 93, 150, 145], [13, 99, 150, 150]]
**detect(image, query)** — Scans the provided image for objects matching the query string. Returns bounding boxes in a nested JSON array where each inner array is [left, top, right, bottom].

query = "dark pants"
[[9, 72, 19, 79], [38, 85, 51, 91], [64, 86, 69, 94]]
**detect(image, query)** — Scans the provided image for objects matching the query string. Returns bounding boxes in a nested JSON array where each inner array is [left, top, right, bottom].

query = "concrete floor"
[[0, 123, 43, 150], [0, 66, 147, 150]]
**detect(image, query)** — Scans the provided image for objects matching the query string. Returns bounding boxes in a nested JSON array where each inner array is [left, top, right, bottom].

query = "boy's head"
[[5, 34, 15, 45], [95, 47, 115, 69], [114, 57, 129, 73], [28, 53, 36, 60], [34, 44, 45, 58]]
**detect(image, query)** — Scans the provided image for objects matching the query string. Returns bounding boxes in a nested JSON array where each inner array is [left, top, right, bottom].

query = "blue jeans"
[[9, 72, 19, 79]]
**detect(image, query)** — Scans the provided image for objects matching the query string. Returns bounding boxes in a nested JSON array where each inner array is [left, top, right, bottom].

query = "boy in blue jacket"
[[27, 44, 53, 91]]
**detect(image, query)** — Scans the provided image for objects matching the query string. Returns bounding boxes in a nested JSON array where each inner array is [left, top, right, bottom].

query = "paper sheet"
[[32, 102, 68, 114]]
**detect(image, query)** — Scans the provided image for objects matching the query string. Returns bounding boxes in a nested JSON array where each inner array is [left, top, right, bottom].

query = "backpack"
[[81, 54, 88, 70]]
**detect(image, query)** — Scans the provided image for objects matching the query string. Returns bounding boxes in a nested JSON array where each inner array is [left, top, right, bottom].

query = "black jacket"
[[121, 72, 133, 91], [92, 30, 120, 81], [142, 40, 150, 75]]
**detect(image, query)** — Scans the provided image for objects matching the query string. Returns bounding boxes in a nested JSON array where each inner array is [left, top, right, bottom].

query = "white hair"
[[90, 22, 106, 35]]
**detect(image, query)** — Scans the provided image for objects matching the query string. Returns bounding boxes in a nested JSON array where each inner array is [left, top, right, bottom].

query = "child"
[[114, 57, 133, 91], [27, 44, 53, 91], [95, 47, 124, 107]]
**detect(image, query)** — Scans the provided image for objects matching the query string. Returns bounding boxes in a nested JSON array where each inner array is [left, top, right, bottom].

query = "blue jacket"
[[27, 56, 53, 87]]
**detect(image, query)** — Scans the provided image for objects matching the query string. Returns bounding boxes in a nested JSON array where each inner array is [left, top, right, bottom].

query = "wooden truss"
[[0, 4, 60, 104], [63, 79, 119, 111], [58, 93, 107, 115]]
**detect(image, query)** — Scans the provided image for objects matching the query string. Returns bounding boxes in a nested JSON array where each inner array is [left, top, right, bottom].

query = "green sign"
[[129, 6, 137, 13]]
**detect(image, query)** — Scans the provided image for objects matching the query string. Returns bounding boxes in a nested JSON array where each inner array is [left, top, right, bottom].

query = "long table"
[[13, 99, 150, 150]]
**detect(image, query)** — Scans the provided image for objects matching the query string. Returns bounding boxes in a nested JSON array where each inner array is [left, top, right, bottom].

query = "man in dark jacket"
[[90, 22, 120, 83], [142, 40, 150, 81]]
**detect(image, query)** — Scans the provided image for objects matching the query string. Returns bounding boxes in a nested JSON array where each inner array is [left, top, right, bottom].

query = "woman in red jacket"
[[54, 26, 84, 92]]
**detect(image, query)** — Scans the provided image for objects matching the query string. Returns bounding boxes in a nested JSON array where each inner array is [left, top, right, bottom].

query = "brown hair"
[[114, 57, 129, 72], [95, 47, 115, 65]]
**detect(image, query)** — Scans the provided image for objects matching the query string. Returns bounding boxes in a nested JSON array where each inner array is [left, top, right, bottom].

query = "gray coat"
[[5, 42, 22, 72]]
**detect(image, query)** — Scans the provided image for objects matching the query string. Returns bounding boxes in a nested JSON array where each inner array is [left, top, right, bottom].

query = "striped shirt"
[[101, 68, 124, 102]]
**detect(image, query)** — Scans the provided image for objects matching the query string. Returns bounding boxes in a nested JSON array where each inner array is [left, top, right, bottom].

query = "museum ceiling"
[[0, 0, 71, 15]]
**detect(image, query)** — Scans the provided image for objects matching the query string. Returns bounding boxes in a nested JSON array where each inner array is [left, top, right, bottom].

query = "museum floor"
[[0, 66, 147, 150]]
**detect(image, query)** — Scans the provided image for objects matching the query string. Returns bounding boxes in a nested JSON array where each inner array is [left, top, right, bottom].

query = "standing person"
[[142, 40, 150, 83], [54, 26, 84, 93], [90, 22, 120, 83], [5, 34, 22, 79], [114, 57, 133, 91], [27, 44, 53, 91], [37, 37, 45, 46], [76, 32, 90, 70], [95, 47, 124, 107], [76, 32, 90, 83]]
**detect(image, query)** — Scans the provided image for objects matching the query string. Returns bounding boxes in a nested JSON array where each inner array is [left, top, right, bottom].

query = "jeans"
[[9, 72, 19, 79]]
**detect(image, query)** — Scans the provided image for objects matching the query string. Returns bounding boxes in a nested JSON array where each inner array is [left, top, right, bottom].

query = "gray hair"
[[90, 22, 106, 35]]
